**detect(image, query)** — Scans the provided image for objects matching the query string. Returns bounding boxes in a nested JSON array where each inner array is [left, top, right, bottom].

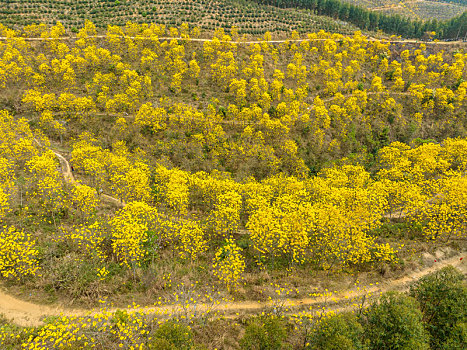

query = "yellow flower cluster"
[[153, 164, 190, 214], [65, 136, 463, 271], [110, 201, 158, 267], [0, 111, 40, 216], [71, 138, 151, 203], [71, 183, 99, 216], [0, 226, 39, 280], [213, 239, 246, 288], [208, 190, 242, 237], [0, 22, 466, 302], [1, 22, 463, 183], [26, 151, 66, 220], [377, 138, 467, 241], [0, 186, 10, 219], [177, 220, 208, 261], [0, 157, 14, 219]]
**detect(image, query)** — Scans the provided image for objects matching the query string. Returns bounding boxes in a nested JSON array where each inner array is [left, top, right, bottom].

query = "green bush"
[[409, 266, 467, 348], [147, 337, 175, 350], [363, 292, 430, 350], [240, 315, 289, 350], [441, 322, 467, 350], [150, 320, 193, 350], [306, 312, 367, 350]]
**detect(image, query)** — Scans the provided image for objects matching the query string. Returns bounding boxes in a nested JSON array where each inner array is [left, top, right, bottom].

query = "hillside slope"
[[252, 0, 467, 38], [2, 0, 465, 39], [345, 0, 467, 20], [0, 20, 466, 349], [0, 0, 359, 35]]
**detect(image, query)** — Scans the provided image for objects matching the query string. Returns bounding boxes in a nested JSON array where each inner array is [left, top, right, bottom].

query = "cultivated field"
[[345, 0, 467, 20], [0, 0, 359, 35]]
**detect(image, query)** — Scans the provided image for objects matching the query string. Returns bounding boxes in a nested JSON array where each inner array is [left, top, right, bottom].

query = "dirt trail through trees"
[[46, 90, 412, 130], [0, 35, 465, 45], [0, 253, 464, 327], [5, 139, 460, 328], [53, 151, 75, 184], [48, 143, 437, 223]]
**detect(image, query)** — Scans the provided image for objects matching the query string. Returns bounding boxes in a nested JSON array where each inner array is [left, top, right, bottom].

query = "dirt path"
[[0, 35, 464, 46], [10, 138, 461, 328], [0, 253, 464, 327], [53, 151, 76, 185], [48, 90, 412, 128], [32, 138, 123, 207]]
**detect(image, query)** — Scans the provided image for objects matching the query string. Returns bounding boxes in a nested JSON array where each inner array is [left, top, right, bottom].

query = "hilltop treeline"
[[252, 0, 467, 39], [438, 0, 467, 5]]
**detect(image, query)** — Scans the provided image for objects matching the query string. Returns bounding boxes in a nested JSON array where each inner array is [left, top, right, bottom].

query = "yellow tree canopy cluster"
[[1, 22, 465, 180], [0, 111, 44, 279], [71, 137, 151, 203], [0, 22, 466, 287], [67, 130, 466, 270], [213, 238, 246, 288]]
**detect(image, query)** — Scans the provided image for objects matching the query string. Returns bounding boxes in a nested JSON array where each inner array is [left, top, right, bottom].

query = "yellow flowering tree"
[[71, 184, 99, 217], [213, 239, 245, 289], [0, 226, 40, 280], [110, 201, 158, 268], [208, 190, 242, 238], [177, 220, 208, 261]]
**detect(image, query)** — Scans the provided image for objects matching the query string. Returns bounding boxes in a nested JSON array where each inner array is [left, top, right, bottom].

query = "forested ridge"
[[435, 0, 467, 6], [1, 0, 466, 38], [0, 0, 361, 35], [252, 0, 467, 38]]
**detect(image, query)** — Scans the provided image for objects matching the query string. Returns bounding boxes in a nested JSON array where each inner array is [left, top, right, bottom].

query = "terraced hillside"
[[0, 0, 359, 35], [252, 0, 467, 39], [3, 0, 466, 39], [345, 0, 467, 20]]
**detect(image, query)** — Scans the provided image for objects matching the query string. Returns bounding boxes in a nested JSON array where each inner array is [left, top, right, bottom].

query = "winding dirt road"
[[0, 252, 463, 327], [47, 90, 413, 129], [0, 35, 465, 46], [3, 138, 460, 328]]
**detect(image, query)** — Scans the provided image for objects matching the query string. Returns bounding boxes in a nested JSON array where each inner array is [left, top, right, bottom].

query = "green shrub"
[[147, 337, 175, 350], [442, 322, 467, 350], [306, 312, 367, 350], [151, 320, 193, 350], [409, 266, 467, 348], [363, 292, 429, 350], [240, 315, 289, 350]]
